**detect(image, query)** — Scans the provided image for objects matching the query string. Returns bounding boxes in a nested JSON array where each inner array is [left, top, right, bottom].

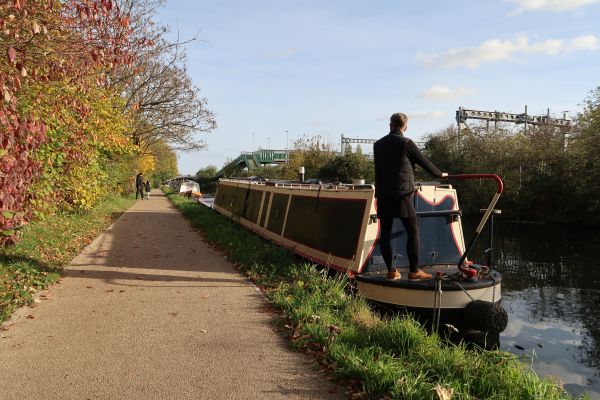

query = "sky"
[[156, 0, 600, 175]]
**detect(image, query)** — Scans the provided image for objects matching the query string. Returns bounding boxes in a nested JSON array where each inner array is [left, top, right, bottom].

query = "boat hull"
[[213, 179, 467, 274], [213, 178, 506, 335], [356, 275, 501, 309]]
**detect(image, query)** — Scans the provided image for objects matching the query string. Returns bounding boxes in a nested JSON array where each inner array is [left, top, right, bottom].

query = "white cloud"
[[416, 34, 599, 69], [507, 0, 600, 15], [406, 110, 445, 119], [569, 34, 600, 50], [417, 86, 477, 101]]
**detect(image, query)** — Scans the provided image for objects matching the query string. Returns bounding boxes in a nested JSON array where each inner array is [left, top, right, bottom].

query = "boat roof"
[[218, 177, 449, 191]]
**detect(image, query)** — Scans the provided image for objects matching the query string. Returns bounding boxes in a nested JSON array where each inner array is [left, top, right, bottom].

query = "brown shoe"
[[386, 270, 401, 280], [408, 269, 432, 280]]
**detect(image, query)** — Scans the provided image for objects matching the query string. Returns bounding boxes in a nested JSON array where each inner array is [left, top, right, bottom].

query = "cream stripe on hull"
[[357, 281, 502, 309]]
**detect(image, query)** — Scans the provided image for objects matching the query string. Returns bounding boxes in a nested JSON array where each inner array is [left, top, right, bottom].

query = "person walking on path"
[[373, 112, 448, 281], [144, 180, 151, 200], [135, 172, 144, 200]]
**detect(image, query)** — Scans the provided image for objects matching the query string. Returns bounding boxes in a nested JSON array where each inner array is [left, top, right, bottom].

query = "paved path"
[[0, 190, 342, 399]]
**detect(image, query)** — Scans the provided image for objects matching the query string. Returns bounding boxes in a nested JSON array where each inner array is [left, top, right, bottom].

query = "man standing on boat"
[[374, 113, 448, 281]]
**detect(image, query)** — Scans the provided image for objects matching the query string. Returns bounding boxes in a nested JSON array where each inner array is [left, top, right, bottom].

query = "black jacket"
[[373, 129, 442, 199]]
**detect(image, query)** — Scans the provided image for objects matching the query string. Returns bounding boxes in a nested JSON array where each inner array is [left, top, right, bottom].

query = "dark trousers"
[[136, 186, 144, 199], [379, 216, 420, 273]]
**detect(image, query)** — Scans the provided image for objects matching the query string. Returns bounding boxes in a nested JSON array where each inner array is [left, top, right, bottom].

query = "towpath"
[[0, 190, 343, 399]]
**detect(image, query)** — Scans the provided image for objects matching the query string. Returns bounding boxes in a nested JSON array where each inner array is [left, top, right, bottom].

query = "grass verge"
[[0, 194, 135, 323], [167, 190, 580, 400]]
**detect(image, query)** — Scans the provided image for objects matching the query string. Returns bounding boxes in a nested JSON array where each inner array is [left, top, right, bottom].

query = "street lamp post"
[[285, 130, 289, 163]]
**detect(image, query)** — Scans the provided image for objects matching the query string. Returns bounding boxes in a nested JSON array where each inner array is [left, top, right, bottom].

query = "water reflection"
[[468, 219, 600, 399]]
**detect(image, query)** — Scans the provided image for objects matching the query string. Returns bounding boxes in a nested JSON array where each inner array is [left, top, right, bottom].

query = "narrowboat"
[[212, 174, 508, 340]]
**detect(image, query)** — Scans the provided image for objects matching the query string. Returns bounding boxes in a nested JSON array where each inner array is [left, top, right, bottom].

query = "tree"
[[195, 165, 218, 193], [196, 165, 218, 179], [112, 0, 216, 153], [1, 0, 134, 244], [566, 87, 600, 222], [281, 135, 337, 180], [422, 119, 581, 221], [319, 152, 374, 183], [24, 82, 137, 213], [148, 140, 178, 187]]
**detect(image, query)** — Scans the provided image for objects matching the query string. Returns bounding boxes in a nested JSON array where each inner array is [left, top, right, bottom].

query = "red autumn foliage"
[[0, 0, 135, 245]]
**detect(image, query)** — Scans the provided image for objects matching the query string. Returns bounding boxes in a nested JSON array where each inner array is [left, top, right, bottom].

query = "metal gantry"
[[340, 134, 377, 155], [340, 134, 426, 154], [457, 106, 573, 132], [455, 106, 575, 148]]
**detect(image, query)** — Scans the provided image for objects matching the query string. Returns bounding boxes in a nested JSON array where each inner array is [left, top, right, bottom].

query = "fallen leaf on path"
[[86, 285, 93, 289], [26, 315, 35, 319], [105, 289, 114, 293], [119, 290, 125, 293], [169, 312, 178, 317], [200, 329, 208, 333]]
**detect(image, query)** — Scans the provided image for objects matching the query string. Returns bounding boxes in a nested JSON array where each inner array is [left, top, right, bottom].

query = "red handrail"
[[446, 174, 504, 194], [444, 173, 504, 276]]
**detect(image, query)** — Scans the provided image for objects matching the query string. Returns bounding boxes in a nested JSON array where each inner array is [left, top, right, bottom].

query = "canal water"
[[468, 218, 600, 399]]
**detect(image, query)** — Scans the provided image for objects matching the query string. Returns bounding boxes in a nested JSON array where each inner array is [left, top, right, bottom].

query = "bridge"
[[216, 149, 289, 176]]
